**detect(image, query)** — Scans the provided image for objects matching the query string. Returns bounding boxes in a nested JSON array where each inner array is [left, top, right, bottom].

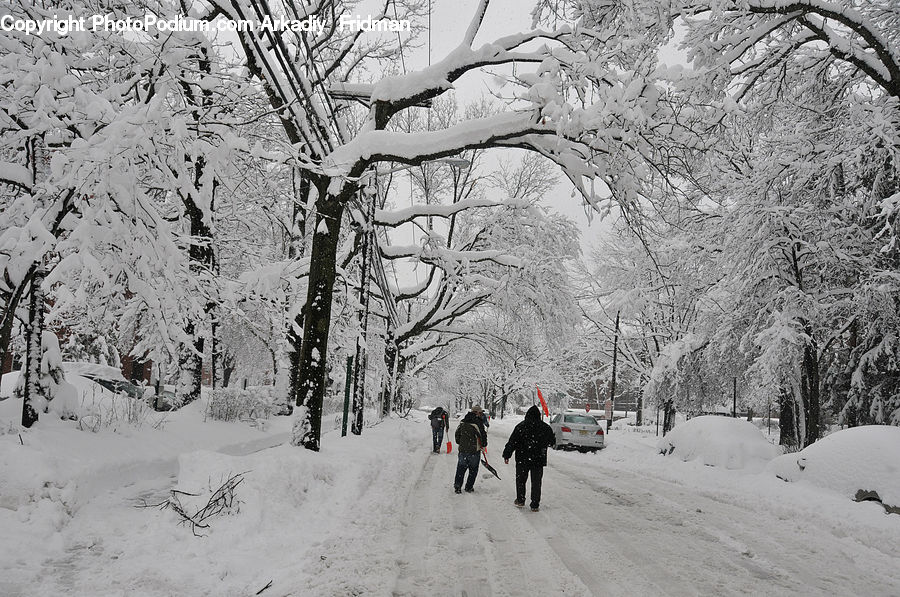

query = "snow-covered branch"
[[374, 197, 508, 227], [380, 245, 522, 268]]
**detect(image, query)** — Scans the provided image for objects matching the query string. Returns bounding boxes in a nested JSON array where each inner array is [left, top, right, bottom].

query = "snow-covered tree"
[[200, 0, 683, 449]]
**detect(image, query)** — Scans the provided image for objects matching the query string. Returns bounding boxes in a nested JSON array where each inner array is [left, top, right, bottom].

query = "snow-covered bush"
[[657, 415, 782, 471], [206, 387, 280, 423], [80, 396, 158, 431]]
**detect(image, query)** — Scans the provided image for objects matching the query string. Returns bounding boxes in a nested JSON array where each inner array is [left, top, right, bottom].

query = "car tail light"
[[561, 426, 572, 433], [596, 429, 604, 436]]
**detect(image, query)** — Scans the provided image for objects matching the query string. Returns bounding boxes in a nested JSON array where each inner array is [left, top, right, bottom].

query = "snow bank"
[[657, 415, 782, 471], [766, 425, 900, 511]]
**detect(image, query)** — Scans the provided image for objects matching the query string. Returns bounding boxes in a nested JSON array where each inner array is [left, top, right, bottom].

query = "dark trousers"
[[515, 462, 544, 508], [432, 426, 445, 452], [454, 452, 481, 490]]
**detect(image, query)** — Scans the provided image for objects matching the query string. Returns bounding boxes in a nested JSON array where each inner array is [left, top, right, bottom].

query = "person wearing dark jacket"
[[453, 410, 488, 493], [428, 407, 450, 453], [502, 405, 556, 511], [470, 405, 489, 435]]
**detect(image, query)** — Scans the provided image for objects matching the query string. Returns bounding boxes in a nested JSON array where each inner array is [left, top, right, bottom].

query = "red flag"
[[536, 386, 549, 418]]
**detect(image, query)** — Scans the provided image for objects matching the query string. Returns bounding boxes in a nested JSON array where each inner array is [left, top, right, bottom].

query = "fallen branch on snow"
[[136, 472, 247, 536]]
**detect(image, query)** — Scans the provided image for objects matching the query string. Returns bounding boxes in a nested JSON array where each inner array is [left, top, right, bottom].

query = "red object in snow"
[[446, 441, 452, 454], [536, 386, 550, 418]]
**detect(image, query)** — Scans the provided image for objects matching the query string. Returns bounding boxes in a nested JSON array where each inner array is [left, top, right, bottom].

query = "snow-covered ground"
[[1, 396, 899, 597]]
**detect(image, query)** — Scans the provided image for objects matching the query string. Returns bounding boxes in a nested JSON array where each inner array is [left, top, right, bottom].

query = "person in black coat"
[[454, 411, 488, 493], [428, 407, 450, 453], [502, 405, 556, 511]]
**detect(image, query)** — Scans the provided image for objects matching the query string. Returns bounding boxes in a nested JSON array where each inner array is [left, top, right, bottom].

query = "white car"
[[549, 412, 605, 452]]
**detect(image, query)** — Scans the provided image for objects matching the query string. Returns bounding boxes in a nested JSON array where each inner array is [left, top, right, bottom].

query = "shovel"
[[481, 448, 501, 480], [446, 440, 452, 454]]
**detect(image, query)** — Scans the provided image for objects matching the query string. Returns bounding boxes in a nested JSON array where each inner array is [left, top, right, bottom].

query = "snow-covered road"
[[379, 421, 900, 597], [6, 413, 899, 597]]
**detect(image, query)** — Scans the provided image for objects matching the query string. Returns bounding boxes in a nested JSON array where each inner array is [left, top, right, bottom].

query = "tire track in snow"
[[392, 451, 450, 596], [391, 436, 596, 597], [525, 459, 686, 596]]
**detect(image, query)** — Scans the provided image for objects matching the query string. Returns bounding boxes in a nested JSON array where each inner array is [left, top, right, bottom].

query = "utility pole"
[[608, 311, 619, 432], [732, 377, 737, 418]]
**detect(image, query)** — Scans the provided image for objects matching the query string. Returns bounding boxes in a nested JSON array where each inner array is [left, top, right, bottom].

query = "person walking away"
[[502, 405, 556, 511], [428, 406, 450, 453], [454, 410, 487, 493], [474, 404, 490, 428]]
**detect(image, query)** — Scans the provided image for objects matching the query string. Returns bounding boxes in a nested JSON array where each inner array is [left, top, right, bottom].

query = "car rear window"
[[563, 415, 598, 425]]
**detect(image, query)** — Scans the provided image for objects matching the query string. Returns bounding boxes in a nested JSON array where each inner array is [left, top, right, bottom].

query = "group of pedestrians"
[[428, 404, 556, 512]]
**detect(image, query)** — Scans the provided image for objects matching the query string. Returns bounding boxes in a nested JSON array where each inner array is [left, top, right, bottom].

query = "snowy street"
[[3, 0, 900, 595], [379, 418, 900, 597], [7, 410, 898, 597]]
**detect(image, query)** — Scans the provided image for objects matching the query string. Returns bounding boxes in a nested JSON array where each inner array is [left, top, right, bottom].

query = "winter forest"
[[3, 0, 898, 448]]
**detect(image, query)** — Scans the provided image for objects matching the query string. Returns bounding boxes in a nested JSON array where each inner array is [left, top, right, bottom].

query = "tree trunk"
[[178, 155, 216, 404], [21, 269, 45, 428], [221, 351, 235, 388], [350, 335, 366, 435], [178, 42, 218, 404], [779, 388, 798, 450], [351, 195, 374, 435], [380, 334, 398, 417], [662, 399, 675, 434], [286, 170, 310, 410], [395, 353, 408, 412], [286, 312, 303, 410], [799, 334, 821, 447], [292, 189, 345, 451], [1, 267, 36, 377]]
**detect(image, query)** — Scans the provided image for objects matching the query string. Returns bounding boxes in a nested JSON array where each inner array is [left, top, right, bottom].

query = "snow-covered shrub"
[[77, 384, 162, 432], [206, 387, 279, 423], [96, 395, 155, 429]]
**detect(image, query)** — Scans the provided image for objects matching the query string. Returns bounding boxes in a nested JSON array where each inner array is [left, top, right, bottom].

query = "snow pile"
[[0, 392, 293, 587], [657, 415, 781, 471], [767, 425, 900, 511]]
